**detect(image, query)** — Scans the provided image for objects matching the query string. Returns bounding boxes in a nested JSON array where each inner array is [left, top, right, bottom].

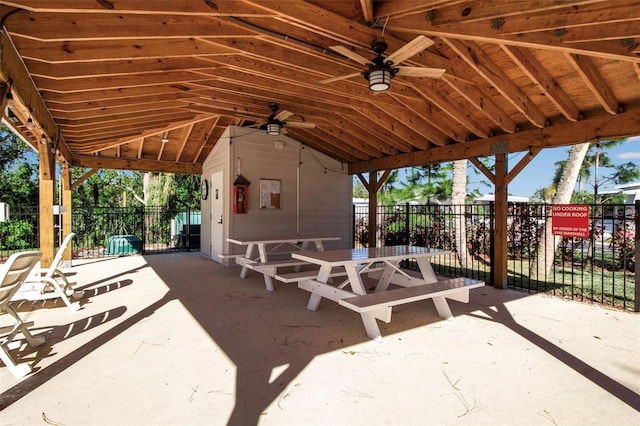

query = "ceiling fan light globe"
[[266, 122, 281, 136], [368, 68, 391, 92]]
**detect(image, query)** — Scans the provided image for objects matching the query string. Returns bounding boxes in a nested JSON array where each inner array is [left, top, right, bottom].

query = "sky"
[[458, 136, 640, 198]]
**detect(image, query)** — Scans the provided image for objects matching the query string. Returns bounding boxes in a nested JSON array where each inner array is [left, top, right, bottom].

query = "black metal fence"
[[354, 201, 638, 311], [0, 206, 201, 261], [0, 205, 39, 259]]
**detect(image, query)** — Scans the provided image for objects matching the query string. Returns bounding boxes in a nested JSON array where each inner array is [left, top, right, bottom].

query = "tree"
[[534, 143, 591, 280], [352, 176, 368, 198], [404, 163, 453, 202], [536, 139, 639, 205], [451, 159, 471, 267], [0, 125, 38, 206]]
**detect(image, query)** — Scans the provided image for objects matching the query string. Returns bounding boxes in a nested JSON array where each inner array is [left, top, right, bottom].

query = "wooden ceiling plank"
[[335, 114, 410, 155], [46, 90, 206, 114], [388, 93, 465, 143], [441, 74, 518, 134], [557, 20, 640, 43], [351, 104, 431, 150], [388, 5, 640, 62], [371, 98, 449, 146], [34, 71, 217, 94], [4, 13, 257, 41], [564, 53, 619, 114], [290, 127, 362, 163], [420, 0, 607, 26], [175, 123, 194, 163], [59, 110, 197, 131], [12, 35, 239, 63], [409, 82, 491, 138], [193, 118, 220, 164], [2, 1, 275, 16], [444, 37, 547, 128], [467, 1, 640, 36], [502, 45, 581, 121], [72, 154, 202, 175], [24, 57, 219, 80], [42, 82, 206, 104], [51, 100, 183, 121], [374, 0, 458, 20], [74, 115, 213, 153]]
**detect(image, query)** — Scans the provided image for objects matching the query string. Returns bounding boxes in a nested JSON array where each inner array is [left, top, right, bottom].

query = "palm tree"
[[533, 138, 638, 280], [451, 159, 471, 267], [534, 143, 590, 280]]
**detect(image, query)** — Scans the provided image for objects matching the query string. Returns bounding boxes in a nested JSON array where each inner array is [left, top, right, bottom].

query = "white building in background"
[[615, 181, 640, 204], [471, 194, 530, 204]]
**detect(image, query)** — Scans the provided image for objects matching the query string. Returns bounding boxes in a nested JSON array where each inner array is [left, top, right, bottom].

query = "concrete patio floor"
[[1, 252, 639, 426]]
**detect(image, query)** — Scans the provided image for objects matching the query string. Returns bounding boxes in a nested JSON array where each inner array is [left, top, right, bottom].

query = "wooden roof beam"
[[444, 37, 547, 128], [349, 104, 640, 174], [409, 82, 491, 138], [564, 53, 619, 114], [72, 154, 201, 175], [502, 45, 581, 122], [418, 0, 607, 26]]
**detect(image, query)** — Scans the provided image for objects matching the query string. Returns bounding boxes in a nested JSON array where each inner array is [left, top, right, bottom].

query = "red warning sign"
[[551, 204, 589, 238]]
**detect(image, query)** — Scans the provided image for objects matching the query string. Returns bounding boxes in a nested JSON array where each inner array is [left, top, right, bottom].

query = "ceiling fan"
[[321, 35, 446, 92], [253, 102, 316, 136]]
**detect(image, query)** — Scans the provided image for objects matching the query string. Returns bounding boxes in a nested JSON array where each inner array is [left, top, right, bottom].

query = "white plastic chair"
[[12, 232, 84, 311], [0, 251, 46, 378]]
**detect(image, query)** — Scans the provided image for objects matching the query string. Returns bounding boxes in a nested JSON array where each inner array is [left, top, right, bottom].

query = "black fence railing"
[[0, 205, 40, 260], [354, 202, 638, 311], [0, 205, 201, 262]]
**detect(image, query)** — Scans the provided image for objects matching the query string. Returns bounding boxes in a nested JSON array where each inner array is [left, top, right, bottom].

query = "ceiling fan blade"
[[319, 72, 363, 84], [274, 110, 294, 121], [395, 66, 446, 78], [385, 35, 434, 65], [329, 45, 373, 66], [285, 121, 315, 129]]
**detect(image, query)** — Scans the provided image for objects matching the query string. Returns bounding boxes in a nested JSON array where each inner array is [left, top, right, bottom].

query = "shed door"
[[211, 171, 224, 262]]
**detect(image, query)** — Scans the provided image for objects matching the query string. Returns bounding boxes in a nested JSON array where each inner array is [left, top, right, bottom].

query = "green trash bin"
[[105, 235, 143, 255]]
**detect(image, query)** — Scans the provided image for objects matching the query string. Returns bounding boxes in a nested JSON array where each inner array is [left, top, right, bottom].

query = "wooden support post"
[[37, 138, 55, 268], [61, 162, 72, 265], [357, 170, 391, 248], [494, 153, 508, 289], [472, 148, 539, 290], [368, 172, 378, 248]]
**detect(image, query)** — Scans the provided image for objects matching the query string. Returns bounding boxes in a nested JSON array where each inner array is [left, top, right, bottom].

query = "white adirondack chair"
[[0, 251, 46, 378], [12, 232, 84, 311]]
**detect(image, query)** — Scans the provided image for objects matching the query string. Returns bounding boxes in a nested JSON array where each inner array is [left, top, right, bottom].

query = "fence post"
[[404, 202, 410, 245], [186, 205, 191, 252], [489, 202, 495, 286], [352, 204, 356, 248], [635, 200, 639, 312], [141, 206, 146, 255]]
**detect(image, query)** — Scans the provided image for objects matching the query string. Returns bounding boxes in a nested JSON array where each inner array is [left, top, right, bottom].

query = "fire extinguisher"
[[234, 184, 248, 213]]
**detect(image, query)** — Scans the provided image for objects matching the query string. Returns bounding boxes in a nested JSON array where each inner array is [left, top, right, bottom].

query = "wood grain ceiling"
[[1, 1, 639, 176]]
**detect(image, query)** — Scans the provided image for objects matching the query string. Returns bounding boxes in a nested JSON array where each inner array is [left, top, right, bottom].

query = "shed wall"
[[201, 126, 351, 263]]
